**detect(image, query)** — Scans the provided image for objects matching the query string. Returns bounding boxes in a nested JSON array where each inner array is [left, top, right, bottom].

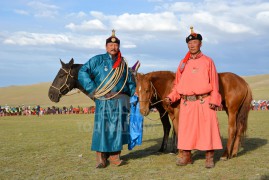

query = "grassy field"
[[1, 111, 269, 179], [0, 73, 269, 108]]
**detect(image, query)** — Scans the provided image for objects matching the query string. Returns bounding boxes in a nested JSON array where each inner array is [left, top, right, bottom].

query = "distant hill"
[[0, 82, 94, 107], [0, 74, 268, 107], [242, 74, 269, 100]]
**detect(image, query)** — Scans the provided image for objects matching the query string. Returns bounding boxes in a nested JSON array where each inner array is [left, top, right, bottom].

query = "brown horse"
[[136, 71, 252, 160]]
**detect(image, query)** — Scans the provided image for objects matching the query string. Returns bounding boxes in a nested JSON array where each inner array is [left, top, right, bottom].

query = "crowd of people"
[[0, 104, 95, 116], [251, 100, 269, 110], [0, 100, 268, 117]]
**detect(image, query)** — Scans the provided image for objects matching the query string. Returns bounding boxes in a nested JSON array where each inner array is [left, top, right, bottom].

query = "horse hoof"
[[155, 151, 163, 155], [169, 149, 177, 154], [220, 156, 228, 161], [158, 149, 165, 153]]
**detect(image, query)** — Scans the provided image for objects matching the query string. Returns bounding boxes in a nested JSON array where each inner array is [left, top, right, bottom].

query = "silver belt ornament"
[[183, 95, 205, 106]]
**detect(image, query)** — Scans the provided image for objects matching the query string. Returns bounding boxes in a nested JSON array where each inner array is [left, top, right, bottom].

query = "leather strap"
[[181, 93, 209, 102]]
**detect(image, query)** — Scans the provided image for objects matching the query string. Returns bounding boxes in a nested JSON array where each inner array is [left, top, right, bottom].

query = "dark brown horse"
[[48, 58, 137, 102], [136, 71, 252, 160], [48, 59, 89, 103], [48, 59, 172, 153]]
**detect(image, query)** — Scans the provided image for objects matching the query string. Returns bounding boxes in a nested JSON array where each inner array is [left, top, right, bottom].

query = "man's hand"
[[209, 103, 217, 110], [164, 97, 172, 106]]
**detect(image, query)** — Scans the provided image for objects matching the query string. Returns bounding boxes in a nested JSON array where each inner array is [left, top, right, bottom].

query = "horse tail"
[[237, 82, 252, 137]]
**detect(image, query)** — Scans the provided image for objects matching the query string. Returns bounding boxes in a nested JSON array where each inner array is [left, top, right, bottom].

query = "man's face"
[[106, 43, 119, 56], [187, 40, 202, 54]]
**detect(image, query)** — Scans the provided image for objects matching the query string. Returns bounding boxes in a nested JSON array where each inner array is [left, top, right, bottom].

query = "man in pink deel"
[[165, 27, 222, 168]]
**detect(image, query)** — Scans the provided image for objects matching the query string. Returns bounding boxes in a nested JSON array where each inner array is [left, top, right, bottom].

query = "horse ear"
[[60, 59, 65, 67], [69, 58, 74, 66]]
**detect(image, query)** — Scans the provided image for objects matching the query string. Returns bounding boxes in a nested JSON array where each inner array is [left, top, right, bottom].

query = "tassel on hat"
[[186, 26, 202, 43]]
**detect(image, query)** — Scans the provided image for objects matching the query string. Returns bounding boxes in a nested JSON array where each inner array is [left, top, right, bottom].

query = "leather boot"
[[95, 151, 107, 168], [176, 150, 192, 166], [176, 150, 183, 163], [109, 151, 123, 166], [205, 150, 215, 168]]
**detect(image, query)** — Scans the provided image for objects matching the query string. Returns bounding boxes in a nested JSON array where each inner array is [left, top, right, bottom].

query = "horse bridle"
[[139, 81, 160, 106], [138, 81, 168, 121], [50, 67, 75, 95]]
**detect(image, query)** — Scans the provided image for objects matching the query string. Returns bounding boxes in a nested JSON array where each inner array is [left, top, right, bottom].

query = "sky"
[[0, 0, 269, 87]]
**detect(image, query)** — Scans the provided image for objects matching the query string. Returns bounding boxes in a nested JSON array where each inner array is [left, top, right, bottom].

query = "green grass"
[[1, 111, 269, 179]]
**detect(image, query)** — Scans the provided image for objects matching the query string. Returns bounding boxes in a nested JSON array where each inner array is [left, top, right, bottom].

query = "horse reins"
[[150, 82, 165, 106], [50, 59, 129, 100]]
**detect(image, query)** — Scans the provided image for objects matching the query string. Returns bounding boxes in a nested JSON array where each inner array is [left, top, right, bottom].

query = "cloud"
[[90, 11, 108, 20], [14, 9, 29, 15], [5, 1, 269, 48], [156, 0, 269, 37], [2, 32, 118, 50], [61, 1, 269, 45], [122, 44, 136, 49], [3, 32, 69, 46], [67, 11, 88, 18], [65, 19, 107, 31], [256, 11, 269, 26], [112, 12, 180, 31], [65, 11, 180, 32], [27, 1, 59, 18], [69, 35, 105, 49], [191, 12, 253, 34], [161, 2, 194, 12]]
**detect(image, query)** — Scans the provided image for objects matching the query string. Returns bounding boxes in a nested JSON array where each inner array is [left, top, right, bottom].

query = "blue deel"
[[78, 53, 136, 152]]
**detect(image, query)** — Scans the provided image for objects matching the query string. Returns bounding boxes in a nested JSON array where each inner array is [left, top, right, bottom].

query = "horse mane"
[[72, 64, 83, 68], [65, 63, 90, 98], [72, 64, 83, 75]]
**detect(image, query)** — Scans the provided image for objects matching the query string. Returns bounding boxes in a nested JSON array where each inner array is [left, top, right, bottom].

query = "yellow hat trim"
[[112, 29, 116, 37], [190, 26, 194, 34]]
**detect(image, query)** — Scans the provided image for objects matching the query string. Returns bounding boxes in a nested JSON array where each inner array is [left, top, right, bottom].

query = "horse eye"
[[59, 74, 65, 78]]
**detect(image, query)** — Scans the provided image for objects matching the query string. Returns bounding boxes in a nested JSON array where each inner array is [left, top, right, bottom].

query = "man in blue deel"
[[78, 30, 136, 168]]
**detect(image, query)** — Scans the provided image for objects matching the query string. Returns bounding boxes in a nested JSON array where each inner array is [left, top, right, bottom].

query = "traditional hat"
[[186, 26, 202, 43], [106, 29, 120, 45]]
